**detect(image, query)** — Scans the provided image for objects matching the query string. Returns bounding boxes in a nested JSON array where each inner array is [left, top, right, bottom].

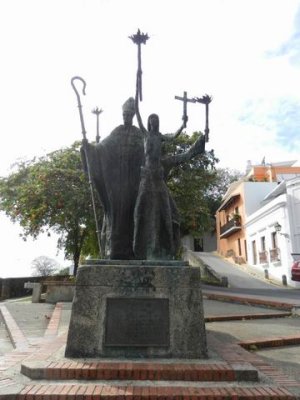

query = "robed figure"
[[82, 98, 144, 259], [133, 76, 205, 260]]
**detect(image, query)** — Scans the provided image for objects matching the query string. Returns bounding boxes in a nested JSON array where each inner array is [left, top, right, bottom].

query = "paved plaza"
[[0, 290, 300, 398]]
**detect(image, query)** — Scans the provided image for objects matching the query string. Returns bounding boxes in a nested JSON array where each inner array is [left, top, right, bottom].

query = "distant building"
[[245, 177, 300, 287], [182, 232, 217, 253], [216, 160, 300, 286]]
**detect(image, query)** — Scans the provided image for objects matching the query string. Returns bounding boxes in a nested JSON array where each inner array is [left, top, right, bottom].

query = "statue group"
[[67, 31, 210, 359], [78, 30, 211, 262]]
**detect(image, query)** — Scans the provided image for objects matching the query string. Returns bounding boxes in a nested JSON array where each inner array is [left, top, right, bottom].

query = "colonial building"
[[216, 161, 300, 268], [245, 177, 300, 287]]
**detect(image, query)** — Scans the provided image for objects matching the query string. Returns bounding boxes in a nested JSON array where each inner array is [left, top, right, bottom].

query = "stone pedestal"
[[65, 260, 207, 359]]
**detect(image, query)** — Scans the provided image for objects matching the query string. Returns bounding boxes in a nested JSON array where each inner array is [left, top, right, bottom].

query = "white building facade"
[[245, 177, 300, 288]]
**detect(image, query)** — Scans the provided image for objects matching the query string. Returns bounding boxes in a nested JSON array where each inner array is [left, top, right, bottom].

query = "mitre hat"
[[122, 97, 135, 114]]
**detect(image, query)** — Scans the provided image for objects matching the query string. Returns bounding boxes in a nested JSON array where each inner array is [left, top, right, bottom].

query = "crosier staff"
[[129, 29, 149, 101], [194, 94, 212, 142], [71, 76, 102, 256]]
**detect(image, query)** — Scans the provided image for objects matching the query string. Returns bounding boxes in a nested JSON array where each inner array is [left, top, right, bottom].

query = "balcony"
[[270, 247, 280, 262], [220, 217, 242, 239], [259, 251, 268, 264]]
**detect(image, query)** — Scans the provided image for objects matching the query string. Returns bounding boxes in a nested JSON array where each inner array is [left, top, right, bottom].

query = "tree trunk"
[[73, 252, 80, 276], [73, 229, 86, 276]]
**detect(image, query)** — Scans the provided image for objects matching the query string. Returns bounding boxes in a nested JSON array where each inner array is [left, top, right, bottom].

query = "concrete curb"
[[0, 305, 28, 349], [239, 335, 300, 350], [205, 311, 292, 322], [203, 292, 294, 311]]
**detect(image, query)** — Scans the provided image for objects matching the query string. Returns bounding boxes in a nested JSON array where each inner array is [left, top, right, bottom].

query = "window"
[[252, 240, 257, 265], [271, 232, 277, 249], [244, 240, 248, 261], [261, 236, 266, 252], [259, 236, 267, 263], [237, 238, 242, 256], [270, 232, 280, 262]]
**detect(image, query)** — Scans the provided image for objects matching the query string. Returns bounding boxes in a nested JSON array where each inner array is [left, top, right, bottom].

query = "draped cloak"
[[82, 125, 144, 259]]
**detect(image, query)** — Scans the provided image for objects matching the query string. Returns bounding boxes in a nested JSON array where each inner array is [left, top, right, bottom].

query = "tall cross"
[[174, 91, 196, 128], [194, 94, 212, 142], [92, 107, 103, 143], [129, 29, 149, 101]]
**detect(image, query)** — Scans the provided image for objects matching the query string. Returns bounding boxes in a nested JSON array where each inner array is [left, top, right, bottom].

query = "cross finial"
[[174, 91, 196, 128], [91, 107, 103, 143]]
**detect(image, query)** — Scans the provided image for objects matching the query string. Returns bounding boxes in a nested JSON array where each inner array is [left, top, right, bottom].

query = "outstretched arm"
[[162, 115, 187, 142], [162, 133, 205, 178], [135, 72, 147, 134]]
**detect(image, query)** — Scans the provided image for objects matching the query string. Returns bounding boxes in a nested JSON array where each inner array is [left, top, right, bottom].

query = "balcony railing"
[[220, 217, 242, 239], [259, 251, 268, 264], [270, 247, 280, 262]]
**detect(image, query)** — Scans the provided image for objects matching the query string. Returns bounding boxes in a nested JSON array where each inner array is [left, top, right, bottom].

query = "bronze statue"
[[133, 74, 206, 260], [72, 30, 211, 261], [81, 97, 144, 259]]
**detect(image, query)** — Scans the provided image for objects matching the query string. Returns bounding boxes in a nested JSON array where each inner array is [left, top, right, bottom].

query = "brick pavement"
[[0, 299, 299, 399]]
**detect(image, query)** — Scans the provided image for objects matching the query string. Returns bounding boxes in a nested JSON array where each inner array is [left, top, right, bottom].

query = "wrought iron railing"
[[220, 217, 242, 237], [259, 251, 268, 264], [270, 247, 280, 262]]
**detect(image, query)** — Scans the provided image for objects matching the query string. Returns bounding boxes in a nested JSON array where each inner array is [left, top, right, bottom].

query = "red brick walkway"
[[0, 301, 299, 399]]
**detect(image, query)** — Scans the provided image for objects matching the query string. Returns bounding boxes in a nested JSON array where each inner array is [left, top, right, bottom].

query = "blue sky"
[[0, 0, 300, 277]]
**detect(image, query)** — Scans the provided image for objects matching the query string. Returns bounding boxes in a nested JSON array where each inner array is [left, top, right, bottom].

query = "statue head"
[[147, 113, 159, 132], [122, 97, 135, 127]]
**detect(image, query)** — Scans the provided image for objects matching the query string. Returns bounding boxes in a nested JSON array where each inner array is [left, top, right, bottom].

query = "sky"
[[0, 0, 300, 277]]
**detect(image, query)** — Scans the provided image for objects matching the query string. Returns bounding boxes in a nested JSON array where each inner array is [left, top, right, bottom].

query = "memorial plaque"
[[105, 298, 169, 346]]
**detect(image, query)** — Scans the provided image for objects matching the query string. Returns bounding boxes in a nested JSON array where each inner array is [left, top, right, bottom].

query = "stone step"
[[21, 360, 258, 382], [4, 383, 296, 399]]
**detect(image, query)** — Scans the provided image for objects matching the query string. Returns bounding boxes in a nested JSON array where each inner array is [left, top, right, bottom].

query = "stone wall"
[[0, 276, 43, 300], [0, 275, 71, 300]]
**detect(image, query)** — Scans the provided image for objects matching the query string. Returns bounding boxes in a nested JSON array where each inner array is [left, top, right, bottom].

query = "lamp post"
[[274, 222, 289, 238], [274, 222, 282, 233]]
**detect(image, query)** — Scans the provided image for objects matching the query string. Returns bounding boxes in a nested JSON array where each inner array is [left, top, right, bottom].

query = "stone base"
[[65, 261, 207, 359]]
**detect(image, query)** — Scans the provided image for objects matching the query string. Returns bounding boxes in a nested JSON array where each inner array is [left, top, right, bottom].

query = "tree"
[[205, 167, 244, 216], [0, 136, 242, 273], [164, 133, 243, 237], [31, 256, 59, 276], [0, 142, 102, 275], [164, 132, 219, 236]]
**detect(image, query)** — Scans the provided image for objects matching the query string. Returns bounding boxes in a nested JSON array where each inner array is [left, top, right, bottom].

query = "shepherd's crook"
[[71, 76, 102, 256]]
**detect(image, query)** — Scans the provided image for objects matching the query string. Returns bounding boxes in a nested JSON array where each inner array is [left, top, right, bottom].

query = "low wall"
[[185, 250, 228, 287], [0, 276, 44, 300], [0, 275, 72, 300], [45, 282, 75, 303]]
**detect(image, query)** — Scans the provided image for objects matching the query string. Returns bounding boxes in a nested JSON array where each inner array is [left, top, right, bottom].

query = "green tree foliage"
[[164, 132, 243, 237], [205, 167, 244, 216], [0, 142, 102, 275], [0, 136, 242, 273]]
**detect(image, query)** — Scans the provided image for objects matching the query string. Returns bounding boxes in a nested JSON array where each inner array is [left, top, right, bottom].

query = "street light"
[[274, 222, 282, 233], [274, 222, 289, 238]]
